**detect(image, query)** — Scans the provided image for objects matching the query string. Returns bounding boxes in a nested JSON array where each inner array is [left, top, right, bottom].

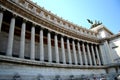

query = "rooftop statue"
[[87, 19, 102, 29]]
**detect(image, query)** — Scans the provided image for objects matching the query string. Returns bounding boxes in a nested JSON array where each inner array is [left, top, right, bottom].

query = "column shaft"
[[40, 29, 44, 61], [77, 42, 83, 65], [19, 21, 26, 58], [86, 44, 92, 66], [0, 12, 3, 32], [48, 32, 52, 62], [99, 45, 105, 65], [105, 41, 113, 63], [82, 42, 88, 65], [6, 17, 15, 56], [67, 38, 72, 64], [95, 45, 101, 66], [61, 36, 66, 64], [55, 34, 59, 63], [91, 44, 97, 66], [30, 26, 35, 60], [72, 40, 78, 65]]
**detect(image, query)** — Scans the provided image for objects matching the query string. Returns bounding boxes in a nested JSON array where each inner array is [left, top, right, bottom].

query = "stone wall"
[[0, 61, 107, 80], [109, 37, 120, 63]]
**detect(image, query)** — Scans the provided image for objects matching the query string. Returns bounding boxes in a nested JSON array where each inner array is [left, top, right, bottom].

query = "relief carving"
[[12, 73, 22, 80]]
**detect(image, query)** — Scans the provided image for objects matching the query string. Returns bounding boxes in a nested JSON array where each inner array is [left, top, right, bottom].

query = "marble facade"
[[0, 0, 120, 80]]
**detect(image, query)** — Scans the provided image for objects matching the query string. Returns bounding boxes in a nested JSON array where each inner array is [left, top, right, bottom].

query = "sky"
[[32, 0, 120, 34]]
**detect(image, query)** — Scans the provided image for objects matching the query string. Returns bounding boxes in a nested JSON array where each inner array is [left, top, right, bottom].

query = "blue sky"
[[32, 0, 120, 34]]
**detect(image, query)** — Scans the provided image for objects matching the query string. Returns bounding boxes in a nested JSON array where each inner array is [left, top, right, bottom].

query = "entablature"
[[1, 0, 100, 43]]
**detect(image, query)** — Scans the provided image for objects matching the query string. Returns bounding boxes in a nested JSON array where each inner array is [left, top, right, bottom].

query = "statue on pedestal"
[[87, 19, 102, 29]]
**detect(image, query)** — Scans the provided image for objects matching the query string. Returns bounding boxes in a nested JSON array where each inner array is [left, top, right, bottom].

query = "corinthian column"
[[67, 38, 72, 64], [40, 28, 44, 61], [61, 36, 66, 64], [82, 42, 88, 66], [54, 33, 59, 63], [30, 25, 35, 60], [91, 44, 97, 66], [99, 45, 105, 65], [0, 10, 3, 32], [86, 43, 92, 66], [72, 40, 78, 65], [48, 31, 52, 62], [77, 42, 83, 65], [19, 20, 26, 58], [95, 45, 101, 66], [6, 15, 16, 56]]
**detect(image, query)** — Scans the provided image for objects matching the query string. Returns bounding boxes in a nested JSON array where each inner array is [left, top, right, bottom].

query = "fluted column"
[[30, 25, 35, 60], [95, 45, 101, 66], [0, 10, 3, 32], [91, 44, 97, 66], [48, 31, 52, 62], [67, 38, 72, 64], [86, 43, 92, 66], [54, 34, 59, 63], [19, 20, 26, 58], [40, 28, 44, 61], [82, 42, 88, 66], [72, 40, 78, 65], [61, 36, 66, 64], [6, 16, 15, 56], [77, 42, 83, 65]]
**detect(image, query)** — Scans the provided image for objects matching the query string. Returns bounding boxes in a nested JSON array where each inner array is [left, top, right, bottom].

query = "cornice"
[[27, 0, 97, 34]]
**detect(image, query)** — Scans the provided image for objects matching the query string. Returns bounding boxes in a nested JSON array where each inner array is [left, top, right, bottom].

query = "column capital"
[[32, 23, 36, 27], [95, 44, 99, 46], [90, 42, 95, 45], [66, 36, 71, 40], [77, 41, 80, 44], [54, 32, 58, 36], [40, 27, 44, 30], [83, 40, 87, 43], [12, 13, 17, 18], [84, 41, 88, 44], [47, 29, 52, 33], [71, 38, 75, 42], [0, 6, 5, 12], [81, 41, 85, 44], [60, 34, 65, 38], [22, 19, 27, 23]]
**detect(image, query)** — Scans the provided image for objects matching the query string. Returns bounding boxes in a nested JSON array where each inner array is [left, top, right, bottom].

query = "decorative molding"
[[0, 0, 99, 43], [0, 55, 107, 69]]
